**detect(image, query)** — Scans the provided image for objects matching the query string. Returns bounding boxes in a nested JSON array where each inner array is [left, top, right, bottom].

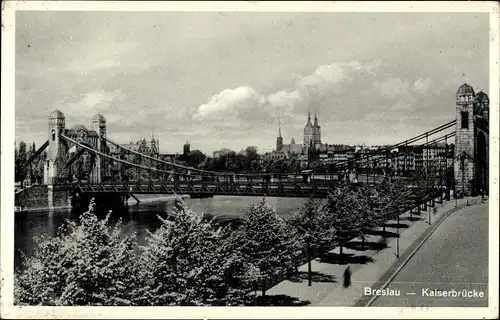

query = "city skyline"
[[15, 11, 488, 155]]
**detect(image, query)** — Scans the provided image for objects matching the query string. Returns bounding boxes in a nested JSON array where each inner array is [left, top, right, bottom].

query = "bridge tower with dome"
[[44, 110, 67, 185], [44, 110, 108, 185], [454, 83, 489, 196]]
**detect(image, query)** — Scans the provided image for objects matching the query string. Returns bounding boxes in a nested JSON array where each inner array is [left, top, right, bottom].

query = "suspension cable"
[[307, 123, 456, 170], [96, 120, 455, 177], [102, 135, 271, 177], [344, 132, 456, 168], [61, 134, 180, 176]]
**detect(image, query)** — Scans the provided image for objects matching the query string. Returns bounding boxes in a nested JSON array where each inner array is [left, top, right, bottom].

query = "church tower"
[[303, 111, 313, 145], [312, 112, 321, 145], [454, 83, 476, 195], [150, 131, 158, 156], [183, 141, 191, 156], [276, 120, 283, 152]]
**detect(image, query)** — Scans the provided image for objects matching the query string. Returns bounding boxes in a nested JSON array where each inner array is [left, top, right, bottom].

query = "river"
[[14, 194, 307, 270]]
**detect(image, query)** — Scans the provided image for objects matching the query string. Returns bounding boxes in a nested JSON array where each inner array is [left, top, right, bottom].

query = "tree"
[[322, 183, 368, 256], [244, 146, 258, 159], [138, 198, 252, 306], [357, 182, 388, 242], [243, 146, 259, 171], [233, 199, 300, 296], [288, 197, 323, 286], [15, 143, 19, 181], [186, 150, 206, 168], [32, 151, 47, 184], [15, 199, 141, 306], [376, 177, 414, 232], [15, 141, 28, 184], [250, 159, 259, 172]]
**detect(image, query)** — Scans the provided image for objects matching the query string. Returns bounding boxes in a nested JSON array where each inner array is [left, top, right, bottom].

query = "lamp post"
[[428, 202, 432, 225], [307, 200, 313, 287], [460, 154, 466, 198], [396, 211, 400, 258]]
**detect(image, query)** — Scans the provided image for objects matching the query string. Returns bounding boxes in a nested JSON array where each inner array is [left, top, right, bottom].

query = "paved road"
[[370, 201, 489, 307]]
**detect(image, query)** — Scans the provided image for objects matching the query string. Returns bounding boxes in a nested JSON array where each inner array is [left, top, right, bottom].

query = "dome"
[[456, 83, 475, 96], [71, 124, 88, 132], [92, 113, 106, 122], [49, 109, 65, 119], [475, 91, 489, 104]]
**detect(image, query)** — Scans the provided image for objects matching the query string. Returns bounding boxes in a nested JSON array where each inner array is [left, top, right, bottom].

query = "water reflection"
[[14, 195, 306, 270]]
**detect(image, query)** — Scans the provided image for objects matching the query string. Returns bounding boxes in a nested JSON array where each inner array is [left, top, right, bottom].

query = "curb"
[[363, 199, 481, 306]]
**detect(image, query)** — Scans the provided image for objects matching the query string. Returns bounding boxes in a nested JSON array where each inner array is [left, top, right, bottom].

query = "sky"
[[15, 11, 489, 155]]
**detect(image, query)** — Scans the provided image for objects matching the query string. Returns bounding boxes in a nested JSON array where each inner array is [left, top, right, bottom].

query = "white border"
[[1, 1, 499, 319]]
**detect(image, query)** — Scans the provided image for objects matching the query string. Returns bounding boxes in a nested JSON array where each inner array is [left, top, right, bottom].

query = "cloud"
[[63, 90, 124, 123], [189, 56, 472, 151], [373, 77, 411, 99], [193, 61, 382, 132], [266, 89, 303, 115], [64, 41, 141, 75], [413, 78, 432, 94], [294, 61, 377, 107], [192, 87, 273, 129]]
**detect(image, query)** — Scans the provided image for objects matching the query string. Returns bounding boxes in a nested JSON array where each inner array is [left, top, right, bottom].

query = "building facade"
[[274, 119, 306, 157], [110, 133, 160, 158]]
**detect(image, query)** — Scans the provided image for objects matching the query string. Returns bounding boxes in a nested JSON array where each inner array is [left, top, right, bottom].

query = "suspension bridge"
[[17, 83, 489, 209]]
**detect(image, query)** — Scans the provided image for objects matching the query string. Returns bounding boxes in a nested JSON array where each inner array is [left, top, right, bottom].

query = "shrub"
[[15, 199, 141, 306], [138, 198, 252, 306]]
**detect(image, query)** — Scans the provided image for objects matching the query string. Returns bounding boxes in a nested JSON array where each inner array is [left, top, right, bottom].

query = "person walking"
[[379, 236, 387, 252], [343, 266, 352, 288]]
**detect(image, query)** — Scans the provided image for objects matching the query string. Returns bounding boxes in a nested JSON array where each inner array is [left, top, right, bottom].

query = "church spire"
[[307, 110, 312, 125], [314, 112, 318, 126], [276, 118, 283, 152]]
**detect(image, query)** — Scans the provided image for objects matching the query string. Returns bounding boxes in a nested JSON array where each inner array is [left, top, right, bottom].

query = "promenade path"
[[266, 196, 486, 306], [370, 201, 488, 307]]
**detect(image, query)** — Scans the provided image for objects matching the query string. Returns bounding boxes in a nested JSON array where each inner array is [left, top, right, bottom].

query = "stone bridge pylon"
[[454, 83, 489, 195], [43, 110, 108, 185]]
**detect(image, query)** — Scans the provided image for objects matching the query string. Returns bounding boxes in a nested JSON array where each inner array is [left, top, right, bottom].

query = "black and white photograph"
[[1, 1, 499, 319]]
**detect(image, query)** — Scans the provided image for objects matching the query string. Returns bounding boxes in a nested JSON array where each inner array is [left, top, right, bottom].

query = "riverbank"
[[15, 194, 190, 213], [15, 205, 72, 213], [129, 194, 190, 204]]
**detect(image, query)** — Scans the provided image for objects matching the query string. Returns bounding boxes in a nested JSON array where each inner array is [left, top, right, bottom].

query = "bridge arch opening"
[[461, 111, 469, 129], [476, 131, 488, 193]]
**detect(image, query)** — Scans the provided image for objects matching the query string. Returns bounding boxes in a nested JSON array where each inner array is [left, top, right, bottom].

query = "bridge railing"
[[71, 179, 339, 198]]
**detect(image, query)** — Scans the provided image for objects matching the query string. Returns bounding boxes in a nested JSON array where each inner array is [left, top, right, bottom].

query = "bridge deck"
[[67, 181, 336, 198], [56, 175, 420, 199]]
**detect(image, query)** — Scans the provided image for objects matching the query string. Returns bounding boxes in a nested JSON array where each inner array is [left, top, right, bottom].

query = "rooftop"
[[456, 83, 475, 96], [49, 109, 65, 119]]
